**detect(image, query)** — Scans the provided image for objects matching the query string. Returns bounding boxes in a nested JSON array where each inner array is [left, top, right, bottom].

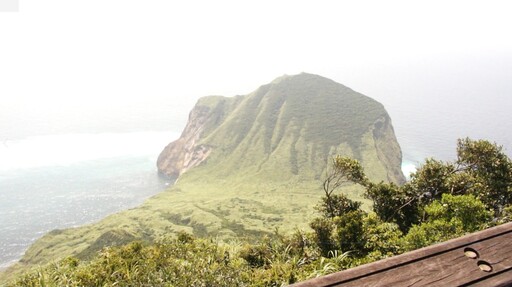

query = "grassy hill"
[[1, 73, 405, 281], [159, 73, 403, 181]]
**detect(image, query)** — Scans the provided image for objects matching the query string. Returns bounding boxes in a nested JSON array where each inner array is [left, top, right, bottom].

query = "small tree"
[[309, 217, 336, 257], [424, 193, 492, 232], [456, 138, 512, 215], [333, 210, 366, 254], [321, 156, 367, 218], [365, 182, 421, 232]]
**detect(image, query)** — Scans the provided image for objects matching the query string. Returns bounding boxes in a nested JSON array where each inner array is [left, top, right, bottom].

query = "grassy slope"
[[1, 73, 404, 281]]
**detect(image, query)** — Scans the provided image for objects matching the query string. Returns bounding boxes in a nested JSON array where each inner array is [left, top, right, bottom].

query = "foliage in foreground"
[[8, 138, 512, 286], [8, 231, 350, 287]]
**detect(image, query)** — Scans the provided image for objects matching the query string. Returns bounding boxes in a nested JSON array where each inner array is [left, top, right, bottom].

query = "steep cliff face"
[[372, 115, 406, 184], [156, 105, 213, 178], [157, 96, 243, 178]]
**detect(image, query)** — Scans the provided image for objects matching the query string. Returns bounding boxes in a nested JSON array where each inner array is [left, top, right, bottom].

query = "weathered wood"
[[291, 222, 512, 286]]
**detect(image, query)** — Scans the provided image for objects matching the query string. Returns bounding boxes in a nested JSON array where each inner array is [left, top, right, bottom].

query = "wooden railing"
[[291, 222, 512, 286]]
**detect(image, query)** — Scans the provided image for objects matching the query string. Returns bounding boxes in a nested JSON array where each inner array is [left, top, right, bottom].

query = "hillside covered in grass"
[[1, 73, 405, 281], [158, 73, 404, 184]]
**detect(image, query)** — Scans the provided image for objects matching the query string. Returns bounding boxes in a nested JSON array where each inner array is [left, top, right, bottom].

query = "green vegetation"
[[6, 138, 512, 286], [7, 232, 341, 287]]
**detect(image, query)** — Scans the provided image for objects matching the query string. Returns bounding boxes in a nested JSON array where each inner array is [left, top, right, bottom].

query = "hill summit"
[[3, 73, 404, 280]]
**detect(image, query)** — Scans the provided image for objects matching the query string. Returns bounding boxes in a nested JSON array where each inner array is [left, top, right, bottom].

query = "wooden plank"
[[466, 268, 512, 287], [291, 222, 512, 287], [334, 232, 512, 286]]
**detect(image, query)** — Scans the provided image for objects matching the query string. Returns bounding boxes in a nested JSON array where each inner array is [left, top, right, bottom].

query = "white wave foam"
[[401, 161, 418, 179]]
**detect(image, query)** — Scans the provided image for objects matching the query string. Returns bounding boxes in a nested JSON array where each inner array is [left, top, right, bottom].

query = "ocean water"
[[382, 92, 512, 178], [0, 131, 178, 269]]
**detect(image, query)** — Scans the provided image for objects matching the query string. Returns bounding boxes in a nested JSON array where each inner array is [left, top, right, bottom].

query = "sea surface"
[[0, 131, 178, 269]]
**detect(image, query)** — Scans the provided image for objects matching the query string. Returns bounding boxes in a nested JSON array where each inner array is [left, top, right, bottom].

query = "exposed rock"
[[157, 105, 214, 178]]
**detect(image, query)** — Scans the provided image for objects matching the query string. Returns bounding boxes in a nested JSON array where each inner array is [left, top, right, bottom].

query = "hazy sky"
[[1, 0, 512, 159]]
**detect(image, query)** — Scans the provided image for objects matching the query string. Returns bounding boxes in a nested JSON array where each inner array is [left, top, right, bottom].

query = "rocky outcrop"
[[157, 105, 213, 178], [157, 95, 241, 178], [371, 116, 406, 184]]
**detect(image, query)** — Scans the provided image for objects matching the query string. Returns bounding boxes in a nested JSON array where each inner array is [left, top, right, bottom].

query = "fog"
[[1, 0, 512, 159]]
